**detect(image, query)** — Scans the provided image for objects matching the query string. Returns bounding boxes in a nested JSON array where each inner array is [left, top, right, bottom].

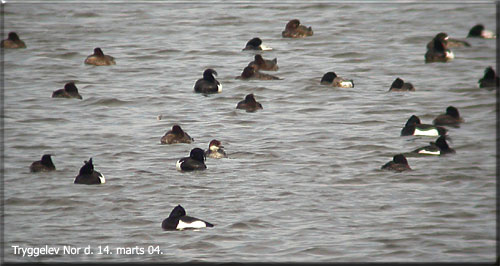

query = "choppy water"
[[2, 1, 497, 263]]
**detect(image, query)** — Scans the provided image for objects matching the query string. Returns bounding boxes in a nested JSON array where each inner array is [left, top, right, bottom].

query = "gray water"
[[2, 1, 497, 263]]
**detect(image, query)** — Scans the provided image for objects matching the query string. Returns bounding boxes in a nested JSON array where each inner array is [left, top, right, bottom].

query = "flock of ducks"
[[381, 24, 497, 172], [6, 17, 497, 230]]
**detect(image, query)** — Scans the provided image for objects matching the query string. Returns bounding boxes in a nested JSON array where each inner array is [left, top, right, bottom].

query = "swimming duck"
[[205, 139, 227, 159], [282, 19, 313, 38], [194, 69, 222, 94], [242, 37, 272, 51], [84, 47, 116, 66], [236, 65, 281, 80], [74, 158, 106, 185], [467, 24, 496, 39], [161, 125, 193, 144], [1, 32, 26, 48], [248, 54, 278, 71], [52, 82, 83, 99], [432, 106, 464, 127], [389, 77, 414, 91], [30, 154, 56, 172], [176, 148, 206, 171], [381, 154, 412, 172], [161, 205, 214, 230], [478, 66, 499, 88], [401, 115, 447, 137], [236, 93, 263, 112], [410, 135, 455, 156], [320, 72, 354, 88]]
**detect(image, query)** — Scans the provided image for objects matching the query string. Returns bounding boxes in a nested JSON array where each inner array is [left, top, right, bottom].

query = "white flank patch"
[[446, 51, 454, 59], [340, 81, 354, 88], [217, 83, 222, 93], [418, 149, 440, 155], [414, 128, 438, 136], [260, 44, 273, 51], [176, 159, 182, 171], [177, 220, 206, 230], [482, 30, 495, 39], [98, 173, 106, 184]]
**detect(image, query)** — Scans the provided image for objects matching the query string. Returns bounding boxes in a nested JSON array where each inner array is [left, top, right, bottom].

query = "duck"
[[242, 37, 272, 51], [381, 154, 412, 172], [52, 82, 83, 99], [467, 24, 496, 39], [161, 205, 214, 230], [194, 69, 221, 94], [425, 33, 455, 63], [236, 93, 263, 112], [320, 72, 354, 88], [1, 32, 26, 48], [160, 125, 193, 144], [176, 148, 206, 171], [281, 19, 313, 38], [84, 47, 116, 66], [389, 77, 415, 91], [401, 115, 447, 136], [235, 65, 281, 80], [248, 54, 278, 71], [478, 66, 499, 88], [426, 32, 470, 48], [30, 154, 56, 172], [74, 158, 105, 185], [432, 106, 464, 127], [205, 139, 227, 159], [410, 135, 455, 156]]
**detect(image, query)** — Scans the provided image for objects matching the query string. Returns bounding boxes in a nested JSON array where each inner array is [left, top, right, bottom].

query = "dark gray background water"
[[3, 1, 496, 263]]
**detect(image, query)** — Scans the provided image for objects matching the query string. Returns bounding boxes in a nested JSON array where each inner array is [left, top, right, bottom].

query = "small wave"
[[18, 117, 69, 123], [73, 12, 99, 17], [332, 52, 365, 58], [84, 98, 131, 107]]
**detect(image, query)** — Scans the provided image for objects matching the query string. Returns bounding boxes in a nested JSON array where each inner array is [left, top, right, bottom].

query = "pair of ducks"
[[30, 155, 105, 185], [382, 106, 463, 172], [242, 19, 314, 51], [193, 55, 280, 96], [425, 24, 495, 63], [1, 31, 116, 67], [159, 125, 228, 171]]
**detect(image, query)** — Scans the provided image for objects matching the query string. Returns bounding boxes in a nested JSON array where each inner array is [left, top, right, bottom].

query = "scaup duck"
[[320, 72, 354, 88], [74, 158, 105, 184], [30, 154, 56, 172], [282, 19, 313, 38], [84, 47, 116, 66], [52, 82, 83, 99], [236, 93, 263, 112], [176, 148, 206, 171], [432, 106, 464, 127], [478, 66, 499, 88], [1, 32, 26, 48], [410, 135, 455, 156], [194, 69, 221, 94], [248, 54, 278, 71], [242, 37, 272, 51], [161, 125, 193, 144], [425, 33, 455, 63], [389, 77, 415, 91], [467, 24, 496, 39], [236, 65, 281, 80], [205, 139, 227, 159], [162, 205, 214, 230], [401, 115, 447, 136], [381, 154, 412, 172]]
